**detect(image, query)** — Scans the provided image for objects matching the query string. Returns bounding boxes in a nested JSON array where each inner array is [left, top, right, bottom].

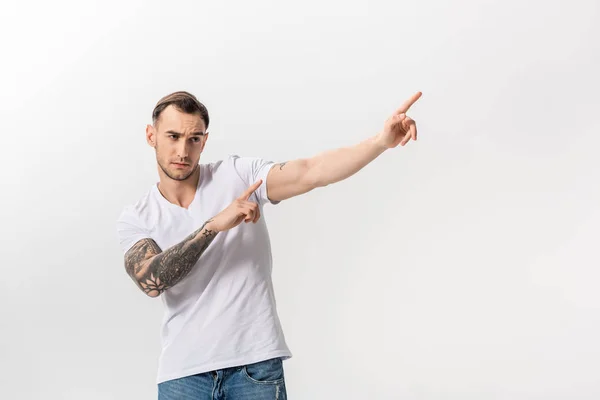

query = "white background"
[[1, 0, 599, 399]]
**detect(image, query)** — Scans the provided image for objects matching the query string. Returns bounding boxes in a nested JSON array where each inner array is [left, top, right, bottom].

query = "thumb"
[[389, 113, 406, 129]]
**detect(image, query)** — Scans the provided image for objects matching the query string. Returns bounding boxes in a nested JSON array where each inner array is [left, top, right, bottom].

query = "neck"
[[157, 165, 200, 208]]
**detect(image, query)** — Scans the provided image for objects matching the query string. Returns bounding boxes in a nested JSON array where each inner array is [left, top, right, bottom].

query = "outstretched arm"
[[266, 92, 421, 202]]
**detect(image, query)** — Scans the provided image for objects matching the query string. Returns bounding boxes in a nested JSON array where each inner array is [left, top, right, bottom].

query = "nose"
[[176, 140, 189, 160]]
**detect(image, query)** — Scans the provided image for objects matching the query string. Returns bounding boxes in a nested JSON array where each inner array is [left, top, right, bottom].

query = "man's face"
[[146, 105, 208, 181]]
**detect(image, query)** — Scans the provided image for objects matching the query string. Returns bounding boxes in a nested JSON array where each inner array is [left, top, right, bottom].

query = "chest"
[[143, 174, 267, 255]]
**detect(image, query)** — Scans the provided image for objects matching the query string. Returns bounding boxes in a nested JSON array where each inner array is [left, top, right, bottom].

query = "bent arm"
[[266, 134, 387, 202], [124, 220, 218, 297]]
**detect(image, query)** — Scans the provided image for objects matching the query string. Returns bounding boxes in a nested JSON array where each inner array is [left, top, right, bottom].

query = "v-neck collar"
[[153, 164, 203, 212]]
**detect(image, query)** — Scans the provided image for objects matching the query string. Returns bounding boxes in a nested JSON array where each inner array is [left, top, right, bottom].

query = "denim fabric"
[[158, 357, 287, 400]]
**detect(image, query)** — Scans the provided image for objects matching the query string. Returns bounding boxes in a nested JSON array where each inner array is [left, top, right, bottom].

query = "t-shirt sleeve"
[[116, 206, 152, 255], [230, 155, 281, 206]]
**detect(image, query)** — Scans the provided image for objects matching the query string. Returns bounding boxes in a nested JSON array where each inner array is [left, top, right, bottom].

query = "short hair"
[[152, 91, 209, 128]]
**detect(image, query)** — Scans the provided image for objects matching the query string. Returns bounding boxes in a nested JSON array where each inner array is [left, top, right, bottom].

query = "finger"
[[394, 91, 422, 115], [240, 201, 258, 222], [253, 206, 261, 223], [400, 118, 416, 145], [239, 179, 263, 200], [387, 113, 406, 132], [244, 207, 255, 223], [410, 119, 417, 141], [402, 117, 415, 139], [400, 128, 410, 147], [392, 113, 406, 127], [240, 200, 258, 209]]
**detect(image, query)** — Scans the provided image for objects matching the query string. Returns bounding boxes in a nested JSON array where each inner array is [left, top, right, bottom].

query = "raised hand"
[[378, 91, 422, 148], [207, 180, 263, 232]]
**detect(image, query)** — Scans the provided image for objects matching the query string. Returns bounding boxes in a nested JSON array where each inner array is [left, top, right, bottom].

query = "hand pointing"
[[378, 91, 422, 148], [207, 180, 263, 232]]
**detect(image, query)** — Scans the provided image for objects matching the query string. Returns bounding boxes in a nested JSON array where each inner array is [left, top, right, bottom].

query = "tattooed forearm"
[[125, 239, 162, 276], [124, 220, 218, 297], [144, 221, 217, 295]]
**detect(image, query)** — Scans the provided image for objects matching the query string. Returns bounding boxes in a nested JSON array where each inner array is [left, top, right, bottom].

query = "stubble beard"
[[156, 145, 199, 182], [158, 160, 198, 181]]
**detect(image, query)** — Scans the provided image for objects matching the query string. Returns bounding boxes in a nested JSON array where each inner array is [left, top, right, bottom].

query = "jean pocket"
[[242, 357, 285, 385]]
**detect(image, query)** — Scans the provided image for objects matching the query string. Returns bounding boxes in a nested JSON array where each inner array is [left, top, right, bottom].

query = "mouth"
[[172, 162, 190, 169]]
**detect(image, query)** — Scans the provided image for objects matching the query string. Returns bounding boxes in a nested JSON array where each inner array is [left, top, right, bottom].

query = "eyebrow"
[[165, 130, 205, 136]]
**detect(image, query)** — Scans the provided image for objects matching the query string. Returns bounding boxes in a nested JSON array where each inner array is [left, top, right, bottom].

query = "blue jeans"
[[158, 357, 287, 400]]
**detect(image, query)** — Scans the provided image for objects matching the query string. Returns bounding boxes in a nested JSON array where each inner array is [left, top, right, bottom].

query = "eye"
[[168, 135, 178, 140], [191, 137, 202, 143]]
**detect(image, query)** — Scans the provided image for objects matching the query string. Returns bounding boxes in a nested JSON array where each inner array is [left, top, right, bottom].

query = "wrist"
[[373, 132, 389, 152], [204, 219, 219, 233]]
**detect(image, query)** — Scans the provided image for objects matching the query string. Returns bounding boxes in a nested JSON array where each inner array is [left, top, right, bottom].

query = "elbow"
[[138, 279, 164, 298], [127, 271, 163, 298], [145, 290, 161, 298], [137, 284, 162, 298]]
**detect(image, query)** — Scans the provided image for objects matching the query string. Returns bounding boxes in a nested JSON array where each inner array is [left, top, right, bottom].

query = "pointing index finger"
[[239, 179, 263, 200], [395, 91, 422, 115]]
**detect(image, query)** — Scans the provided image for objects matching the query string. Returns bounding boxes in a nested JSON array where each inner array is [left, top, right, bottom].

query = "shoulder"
[[116, 189, 157, 253], [225, 154, 276, 174], [218, 154, 250, 168], [205, 154, 271, 176], [117, 186, 156, 225]]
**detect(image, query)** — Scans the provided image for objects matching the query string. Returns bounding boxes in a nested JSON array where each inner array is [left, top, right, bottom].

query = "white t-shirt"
[[116, 155, 292, 384]]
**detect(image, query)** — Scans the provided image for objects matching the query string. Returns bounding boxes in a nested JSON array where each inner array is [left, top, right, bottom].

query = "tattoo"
[[124, 220, 218, 297], [125, 239, 161, 276], [278, 162, 287, 170]]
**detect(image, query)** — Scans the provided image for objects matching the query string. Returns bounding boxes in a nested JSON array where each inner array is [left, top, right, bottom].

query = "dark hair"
[[152, 91, 209, 128]]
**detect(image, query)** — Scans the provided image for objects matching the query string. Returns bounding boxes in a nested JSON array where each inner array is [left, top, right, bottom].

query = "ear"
[[146, 124, 156, 148]]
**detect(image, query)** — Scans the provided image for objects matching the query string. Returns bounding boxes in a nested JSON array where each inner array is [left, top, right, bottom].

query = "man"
[[116, 90, 420, 399]]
